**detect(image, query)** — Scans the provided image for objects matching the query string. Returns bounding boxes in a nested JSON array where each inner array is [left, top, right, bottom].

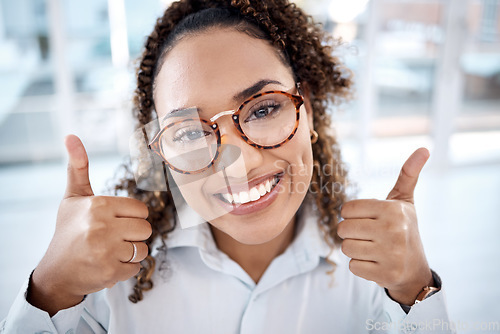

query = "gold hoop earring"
[[310, 129, 319, 144]]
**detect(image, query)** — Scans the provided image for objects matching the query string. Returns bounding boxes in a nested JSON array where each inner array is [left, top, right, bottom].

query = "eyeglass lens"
[[159, 92, 297, 172]]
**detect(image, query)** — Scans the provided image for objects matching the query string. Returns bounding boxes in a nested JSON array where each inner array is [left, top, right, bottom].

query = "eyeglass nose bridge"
[[209, 109, 237, 123]]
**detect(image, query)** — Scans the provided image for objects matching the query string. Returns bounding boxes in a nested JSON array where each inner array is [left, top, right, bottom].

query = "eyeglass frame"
[[148, 85, 304, 175]]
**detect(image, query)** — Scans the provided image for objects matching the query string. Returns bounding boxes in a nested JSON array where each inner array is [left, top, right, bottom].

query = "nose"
[[214, 122, 264, 178]]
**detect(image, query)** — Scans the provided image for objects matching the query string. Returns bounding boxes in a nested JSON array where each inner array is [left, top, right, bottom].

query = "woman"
[[2, 0, 453, 333]]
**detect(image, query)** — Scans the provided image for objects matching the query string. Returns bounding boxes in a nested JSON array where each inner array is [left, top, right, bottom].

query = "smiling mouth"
[[214, 172, 283, 205]]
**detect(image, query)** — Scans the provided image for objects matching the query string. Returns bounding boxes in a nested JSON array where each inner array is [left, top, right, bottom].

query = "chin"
[[215, 216, 292, 245]]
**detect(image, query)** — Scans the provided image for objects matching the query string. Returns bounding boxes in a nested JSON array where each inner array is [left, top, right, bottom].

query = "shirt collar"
[[161, 204, 218, 253], [290, 200, 336, 263]]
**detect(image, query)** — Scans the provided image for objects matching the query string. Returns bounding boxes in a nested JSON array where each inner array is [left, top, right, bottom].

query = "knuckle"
[[388, 201, 406, 220], [130, 263, 142, 277], [341, 200, 356, 216], [116, 264, 141, 282], [141, 205, 149, 219], [381, 199, 394, 211], [337, 222, 345, 238], [144, 230, 152, 241], [348, 259, 358, 274], [138, 253, 148, 263], [341, 239, 352, 255], [341, 241, 348, 254], [341, 240, 355, 258], [340, 205, 347, 217], [141, 220, 153, 239], [124, 263, 141, 280], [140, 242, 150, 259], [89, 196, 108, 212], [131, 199, 149, 218]]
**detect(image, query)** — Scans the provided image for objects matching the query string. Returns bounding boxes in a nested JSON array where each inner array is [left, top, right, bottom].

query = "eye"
[[172, 127, 211, 143], [245, 100, 282, 122]]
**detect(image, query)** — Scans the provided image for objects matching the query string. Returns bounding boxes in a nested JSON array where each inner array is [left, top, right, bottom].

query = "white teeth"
[[239, 191, 250, 204], [249, 187, 260, 201], [258, 184, 266, 196], [232, 193, 240, 203], [219, 174, 280, 204], [223, 193, 233, 203], [264, 179, 271, 193]]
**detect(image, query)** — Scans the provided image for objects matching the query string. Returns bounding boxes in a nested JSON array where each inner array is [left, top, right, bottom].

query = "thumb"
[[386, 147, 430, 203], [64, 134, 94, 198]]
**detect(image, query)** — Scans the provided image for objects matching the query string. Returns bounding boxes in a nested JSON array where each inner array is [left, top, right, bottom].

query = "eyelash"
[[172, 128, 210, 142], [244, 101, 281, 122]]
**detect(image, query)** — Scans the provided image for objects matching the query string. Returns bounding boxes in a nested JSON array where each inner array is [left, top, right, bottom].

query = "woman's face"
[[154, 27, 314, 245]]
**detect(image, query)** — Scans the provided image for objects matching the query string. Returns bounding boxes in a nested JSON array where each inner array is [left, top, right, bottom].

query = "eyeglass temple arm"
[[296, 82, 303, 96]]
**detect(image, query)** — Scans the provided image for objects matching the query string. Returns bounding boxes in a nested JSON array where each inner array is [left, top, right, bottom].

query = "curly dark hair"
[[114, 0, 352, 303]]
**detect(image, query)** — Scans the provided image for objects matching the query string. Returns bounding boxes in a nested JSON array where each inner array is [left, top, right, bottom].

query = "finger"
[[386, 147, 430, 203], [115, 262, 141, 283], [64, 134, 94, 198], [115, 218, 152, 241], [340, 199, 385, 219], [119, 241, 149, 263], [341, 239, 377, 261], [109, 197, 149, 219], [348, 259, 379, 282], [337, 218, 377, 240]]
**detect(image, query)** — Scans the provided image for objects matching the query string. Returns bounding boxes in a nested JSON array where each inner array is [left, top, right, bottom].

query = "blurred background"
[[0, 0, 499, 331]]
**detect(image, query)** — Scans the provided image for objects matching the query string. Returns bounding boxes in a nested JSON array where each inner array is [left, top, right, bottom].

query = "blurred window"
[[0, 0, 498, 165], [452, 0, 500, 164]]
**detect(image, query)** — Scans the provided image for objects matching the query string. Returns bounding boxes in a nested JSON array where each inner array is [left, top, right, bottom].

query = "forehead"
[[153, 28, 294, 115]]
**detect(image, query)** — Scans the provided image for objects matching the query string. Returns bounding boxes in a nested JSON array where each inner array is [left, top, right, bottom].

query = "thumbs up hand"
[[28, 135, 152, 316], [337, 148, 434, 306]]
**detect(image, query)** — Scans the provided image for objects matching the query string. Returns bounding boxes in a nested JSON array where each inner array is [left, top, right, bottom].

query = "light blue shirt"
[[1, 202, 454, 333]]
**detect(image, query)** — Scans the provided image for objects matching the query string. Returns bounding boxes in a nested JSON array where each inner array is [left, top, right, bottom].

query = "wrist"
[[387, 269, 434, 306], [28, 266, 85, 317]]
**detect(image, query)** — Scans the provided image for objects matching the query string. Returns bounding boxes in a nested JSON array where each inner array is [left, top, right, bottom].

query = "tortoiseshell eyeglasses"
[[148, 86, 304, 174]]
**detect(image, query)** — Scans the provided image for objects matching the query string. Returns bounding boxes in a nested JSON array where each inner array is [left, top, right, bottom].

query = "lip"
[[213, 170, 283, 195], [213, 172, 284, 216]]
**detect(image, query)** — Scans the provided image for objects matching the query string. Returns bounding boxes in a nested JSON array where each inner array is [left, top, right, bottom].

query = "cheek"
[[272, 109, 314, 197], [169, 172, 204, 208], [289, 142, 314, 195], [170, 171, 236, 223], [169, 172, 209, 212], [288, 109, 314, 182]]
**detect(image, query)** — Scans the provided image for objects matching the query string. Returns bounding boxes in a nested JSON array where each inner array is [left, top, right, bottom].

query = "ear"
[[299, 82, 314, 131]]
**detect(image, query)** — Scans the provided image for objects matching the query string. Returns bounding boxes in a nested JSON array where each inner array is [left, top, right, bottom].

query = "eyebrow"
[[163, 79, 285, 120], [233, 79, 284, 102]]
